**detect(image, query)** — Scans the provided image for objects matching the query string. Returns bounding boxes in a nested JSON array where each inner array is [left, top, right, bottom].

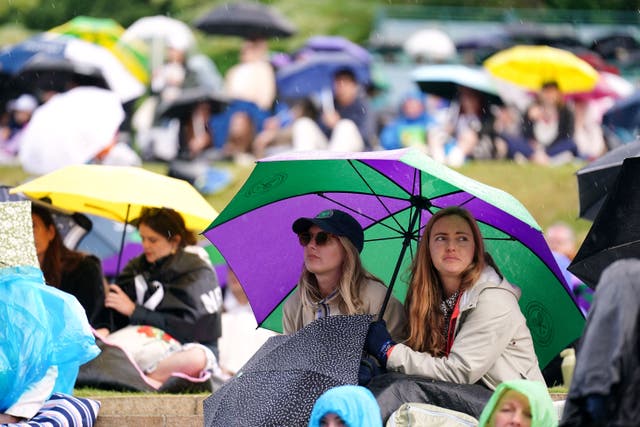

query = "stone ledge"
[[95, 414, 202, 427], [89, 395, 207, 416]]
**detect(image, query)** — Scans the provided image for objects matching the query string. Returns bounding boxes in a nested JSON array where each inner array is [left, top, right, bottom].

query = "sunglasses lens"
[[298, 232, 311, 246], [315, 232, 329, 245]]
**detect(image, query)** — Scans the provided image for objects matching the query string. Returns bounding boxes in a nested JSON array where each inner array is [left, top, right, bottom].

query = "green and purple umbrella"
[[204, 148, 584, 368]]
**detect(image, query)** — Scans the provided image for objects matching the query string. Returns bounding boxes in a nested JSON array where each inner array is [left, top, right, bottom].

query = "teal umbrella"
[[204, 148, 584, 368]]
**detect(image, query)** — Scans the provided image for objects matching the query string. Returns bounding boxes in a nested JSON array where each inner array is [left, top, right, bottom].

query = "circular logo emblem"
[[525, 301, 553, 347], [244, 173, 287, 197]]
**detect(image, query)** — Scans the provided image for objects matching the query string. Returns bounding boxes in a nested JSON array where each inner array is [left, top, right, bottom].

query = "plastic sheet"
[[0, 266, 100, 411]]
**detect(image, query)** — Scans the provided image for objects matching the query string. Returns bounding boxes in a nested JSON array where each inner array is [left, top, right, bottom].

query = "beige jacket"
[[282, 279, 408, 342], [387, 266, 545, 390]]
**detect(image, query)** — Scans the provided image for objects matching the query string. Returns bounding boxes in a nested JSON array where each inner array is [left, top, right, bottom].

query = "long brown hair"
[[135, 207, 196, 248], [404, 207, 486, 356], [32, 204, 84, 287], [297, 235, 383, 314]]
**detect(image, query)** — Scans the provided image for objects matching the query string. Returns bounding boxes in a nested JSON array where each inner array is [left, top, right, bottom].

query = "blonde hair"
[[297, 236, 383, 314], [404, 207, 487, 356]]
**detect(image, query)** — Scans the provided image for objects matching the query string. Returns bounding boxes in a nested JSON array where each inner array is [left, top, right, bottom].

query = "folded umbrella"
[[204, 148, 585, 368]]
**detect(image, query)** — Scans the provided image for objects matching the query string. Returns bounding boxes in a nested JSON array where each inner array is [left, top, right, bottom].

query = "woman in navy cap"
[[282, 208, 406, 342]]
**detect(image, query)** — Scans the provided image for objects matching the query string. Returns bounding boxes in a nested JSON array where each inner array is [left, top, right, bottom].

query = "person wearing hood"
[[379, 90, 435, 150], [478, 379, 558, 427], [365, 206, 544, 390], [308, 385, 383, 427]]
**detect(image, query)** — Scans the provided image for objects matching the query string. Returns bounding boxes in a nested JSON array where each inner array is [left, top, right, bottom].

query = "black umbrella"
[[194, 2, 297, 39], [16, 56, 109, 93], [576, 140, 640, 221], [156, 87, 229, 120], [203, 314, 371, 427], [569, 156, 640, 287], [576, 139, 640, 220], [602, 90, 640, 132]]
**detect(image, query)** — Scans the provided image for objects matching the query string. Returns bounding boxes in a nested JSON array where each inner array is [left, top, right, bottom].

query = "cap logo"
[[316, 209, 334, 219]]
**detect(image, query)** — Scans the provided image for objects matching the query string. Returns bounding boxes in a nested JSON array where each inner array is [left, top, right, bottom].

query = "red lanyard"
[[445, 294, 462, 356]]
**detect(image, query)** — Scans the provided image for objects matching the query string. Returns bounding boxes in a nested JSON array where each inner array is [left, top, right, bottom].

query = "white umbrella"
[[18, 87, 125, 175], [403, 28, 457, 62], [122, 16, 196, 71]]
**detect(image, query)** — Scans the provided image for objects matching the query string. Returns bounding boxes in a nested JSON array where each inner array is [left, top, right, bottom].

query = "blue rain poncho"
[[0, 265, 100, 412]]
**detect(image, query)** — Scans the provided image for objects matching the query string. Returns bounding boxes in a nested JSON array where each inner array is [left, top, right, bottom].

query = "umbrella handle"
[[111, 204, 131, 331]]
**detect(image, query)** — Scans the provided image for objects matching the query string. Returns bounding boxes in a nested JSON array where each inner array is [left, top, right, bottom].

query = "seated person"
[[1, 200, 99, 424], [308, 385, 383, 427], [104, 207, 223, 388], [428, 86, 496, 167], [379, 90, 435, 150], [31, 204, 111, 331], [282, 209, 406, 342], [478, 380, 558, 427], [501, 81, 578, 165], [365, 207, 544, 390]]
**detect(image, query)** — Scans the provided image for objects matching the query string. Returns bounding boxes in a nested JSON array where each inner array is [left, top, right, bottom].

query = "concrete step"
[[87, 394, 208, 427]]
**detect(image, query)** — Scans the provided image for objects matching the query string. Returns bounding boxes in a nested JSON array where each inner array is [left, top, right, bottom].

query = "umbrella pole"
[[115, 204, 131, 278], [378, 198, 428, 319], [110, 204, 131, 331]]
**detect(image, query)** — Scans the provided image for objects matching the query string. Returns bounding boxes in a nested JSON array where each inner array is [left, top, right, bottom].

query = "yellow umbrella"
[[483, 45, 599, 94], [49, 16, 150, 84], [10, 164, 217, 233]]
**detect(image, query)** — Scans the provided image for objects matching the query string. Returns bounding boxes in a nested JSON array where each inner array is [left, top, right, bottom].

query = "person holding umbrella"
[[283, 209, 406, 341], [104, 207, 223, 388], [365, 207, 544, 390]]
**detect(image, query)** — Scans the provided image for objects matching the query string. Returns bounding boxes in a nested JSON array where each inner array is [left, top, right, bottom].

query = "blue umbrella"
[[602, 90, 640, 132], [276, 52, 370, 99], [412, 64, 503, 105], [0, 33, 144, 102]]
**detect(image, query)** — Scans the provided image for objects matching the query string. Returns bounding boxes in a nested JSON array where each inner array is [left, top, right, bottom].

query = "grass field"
[[0, 158, 593, 244]]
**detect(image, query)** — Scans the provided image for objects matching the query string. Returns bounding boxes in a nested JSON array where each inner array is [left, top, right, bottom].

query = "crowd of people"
[[1, 16, 637, 427]]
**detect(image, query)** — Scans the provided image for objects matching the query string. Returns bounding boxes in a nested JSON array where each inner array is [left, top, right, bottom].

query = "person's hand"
[[365, 320, 395, 367], [358, 354, 386, 386], [585, 394, 608, 424], [321, 110, 340, 129], [104, 284, 136, 317]]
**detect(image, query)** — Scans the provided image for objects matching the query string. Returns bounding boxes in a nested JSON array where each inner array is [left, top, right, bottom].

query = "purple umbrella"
[[204, 148, 584, 368]]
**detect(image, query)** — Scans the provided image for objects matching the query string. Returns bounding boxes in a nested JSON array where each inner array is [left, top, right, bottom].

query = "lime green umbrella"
[[204, 148, 585, 368]]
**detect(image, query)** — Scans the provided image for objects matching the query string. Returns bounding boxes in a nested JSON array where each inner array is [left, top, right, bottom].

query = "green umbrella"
[[204, 148, 584, 367]]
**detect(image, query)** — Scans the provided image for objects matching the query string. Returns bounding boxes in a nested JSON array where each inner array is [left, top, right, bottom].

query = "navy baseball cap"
[[292, 209, 364, 252]]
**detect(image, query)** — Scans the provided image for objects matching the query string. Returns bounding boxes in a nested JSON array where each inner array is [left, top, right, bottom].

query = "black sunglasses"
[[298, 231, 335, 247]]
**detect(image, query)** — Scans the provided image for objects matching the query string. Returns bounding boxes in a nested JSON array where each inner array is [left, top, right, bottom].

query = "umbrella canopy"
[[194, 1, 296, 39], [483, 45, 599, 94], [411, 64, 503, 105], [48, 16, 150, 84], [10, 164, 217, 233], [569, 156, 640, 288], [204, 314, 370, 426], [602, 90, 640, 132], [276, 52, 370, 99], [18, 86, 125, 175], [566, 71, 635, 102], [403, 28, 457, 62], [576, 139, 640, 220], [204, 148, 585, 368], [156, 87, 229, 120], [300, 35, 371, 64], [0, 33, 145, 102]]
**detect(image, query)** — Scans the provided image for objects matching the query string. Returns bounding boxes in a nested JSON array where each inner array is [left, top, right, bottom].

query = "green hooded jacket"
[[478, 380, 558, 427]]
